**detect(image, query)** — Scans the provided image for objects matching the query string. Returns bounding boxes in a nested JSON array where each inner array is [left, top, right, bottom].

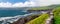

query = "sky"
[[0, 0, 60, 7], [0, 0, 28, 3]]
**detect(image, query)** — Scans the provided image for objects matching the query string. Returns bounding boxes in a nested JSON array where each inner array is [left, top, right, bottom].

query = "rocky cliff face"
[[12, 14, 40, 24], [11, 9, 53, 24]]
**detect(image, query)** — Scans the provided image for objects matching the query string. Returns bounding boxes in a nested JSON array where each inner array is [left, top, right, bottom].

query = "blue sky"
[[0, 0, 28, 3], [0, 0, 60, 7], [0, 0, 35, 7]]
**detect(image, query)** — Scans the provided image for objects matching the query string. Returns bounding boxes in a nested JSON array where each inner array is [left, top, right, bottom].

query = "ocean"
[[0, 10, 29, 17], [0, 8, 30, 24]]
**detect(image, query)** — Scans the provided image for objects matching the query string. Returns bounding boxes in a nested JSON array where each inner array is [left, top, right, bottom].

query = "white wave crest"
[[0, 13, 41, 24]]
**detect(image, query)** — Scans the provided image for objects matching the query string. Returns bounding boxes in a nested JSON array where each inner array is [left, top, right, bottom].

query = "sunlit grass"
[[26, 13, 49, 24], [53, 7, 60, 24], [29, 7, 50, 10]]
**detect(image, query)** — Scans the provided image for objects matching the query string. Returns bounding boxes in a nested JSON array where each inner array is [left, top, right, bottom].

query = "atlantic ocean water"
[[0, 10, 29, 17], [0, 8, 30, 24]]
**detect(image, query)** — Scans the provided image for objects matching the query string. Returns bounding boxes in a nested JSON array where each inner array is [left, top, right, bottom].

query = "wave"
[[0, 13, 34, 24], [0, 15, 24, 24], [0, 12, 41, 24]]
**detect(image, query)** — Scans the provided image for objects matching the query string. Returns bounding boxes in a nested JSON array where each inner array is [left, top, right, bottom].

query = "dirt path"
[[45, 12, 53, 24]]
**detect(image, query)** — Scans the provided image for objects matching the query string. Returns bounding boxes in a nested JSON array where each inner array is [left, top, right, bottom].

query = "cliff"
[[12, 14, 41, 24]]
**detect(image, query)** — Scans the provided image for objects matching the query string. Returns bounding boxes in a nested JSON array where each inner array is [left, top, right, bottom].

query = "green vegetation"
[[26, 14, 49, 24], [29, 7, 51, 10], [53, 7, 60, 24], [26, 5, 60, 24], [28, 5, 60, 24], [12, 5, 60, 24]]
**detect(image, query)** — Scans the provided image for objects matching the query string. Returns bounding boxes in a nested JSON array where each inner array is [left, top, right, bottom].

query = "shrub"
[[53, 7, 60, 24]]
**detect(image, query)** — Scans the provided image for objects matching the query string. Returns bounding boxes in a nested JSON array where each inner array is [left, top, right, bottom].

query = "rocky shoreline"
[[11, 9, 53, 24]]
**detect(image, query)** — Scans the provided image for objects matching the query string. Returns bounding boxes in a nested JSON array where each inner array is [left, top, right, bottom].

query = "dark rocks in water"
[[12, 14, 40, 24], [11, 8, 53, 24], [12, 18, 25, 24]]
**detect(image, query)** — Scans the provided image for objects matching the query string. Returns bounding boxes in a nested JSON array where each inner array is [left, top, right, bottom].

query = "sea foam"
[[0, 13, 34, 24]]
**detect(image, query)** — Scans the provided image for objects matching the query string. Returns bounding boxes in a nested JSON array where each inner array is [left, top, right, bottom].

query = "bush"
[[53, 7, 60, 24]]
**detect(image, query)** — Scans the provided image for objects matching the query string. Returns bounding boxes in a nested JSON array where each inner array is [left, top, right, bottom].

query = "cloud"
[[0, 2, 12, 7], [13, 1, 36, 7], [30, 0, 60, 6], [0, 1, 35, 7], [0, 0, 60, 7]]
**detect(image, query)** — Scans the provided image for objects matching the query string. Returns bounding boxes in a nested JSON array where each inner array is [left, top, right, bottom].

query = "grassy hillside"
[[29, 7, 51, 10], [26, 13, 49, 24], [11, 4, 60, 24], [26, 5, 60, 24], [53, 7, 60, 24]]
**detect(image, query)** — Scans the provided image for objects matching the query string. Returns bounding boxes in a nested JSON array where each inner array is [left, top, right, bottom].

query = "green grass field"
[[29, 7, 51, 10], [26, 14, 49, 24], [26, 5, 60, 24], [53, 7, 60, 24]]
